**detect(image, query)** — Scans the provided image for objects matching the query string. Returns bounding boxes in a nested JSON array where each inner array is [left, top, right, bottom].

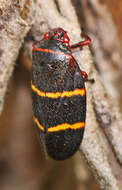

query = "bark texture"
[[0, 0, 122, 190]]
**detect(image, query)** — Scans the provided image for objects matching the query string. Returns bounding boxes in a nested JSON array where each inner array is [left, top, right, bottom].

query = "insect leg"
[[81, 70, 94, 83], [71, 31, 91, 49]]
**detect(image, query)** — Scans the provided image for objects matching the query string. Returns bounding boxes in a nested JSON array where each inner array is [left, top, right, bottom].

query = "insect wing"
[[44, 61, 86, 160]]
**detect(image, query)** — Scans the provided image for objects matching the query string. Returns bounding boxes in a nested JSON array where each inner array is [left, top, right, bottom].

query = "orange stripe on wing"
[[33, 47, 70, 58], [31, 82, 86, 98], [31, 82, 45, 97], [33, 117, 85, 132], [33, 116, 44, 132], [61, 89, 85, 97], [48, 122, 85, 132]]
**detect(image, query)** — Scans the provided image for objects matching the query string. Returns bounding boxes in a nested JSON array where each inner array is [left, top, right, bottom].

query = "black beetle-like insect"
[[32, 27, 91, 160]]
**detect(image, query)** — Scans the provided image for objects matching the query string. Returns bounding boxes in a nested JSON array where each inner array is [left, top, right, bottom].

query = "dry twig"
[[0, 0, 36, 114]]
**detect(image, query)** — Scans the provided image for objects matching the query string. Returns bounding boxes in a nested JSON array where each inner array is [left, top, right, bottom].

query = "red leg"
[[81, 71, 88, 80], [81, 70, 94, 83], [71, 32, 91, 49]]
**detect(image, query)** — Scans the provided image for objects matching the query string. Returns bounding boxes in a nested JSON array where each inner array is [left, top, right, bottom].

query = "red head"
[[43, 27, 70, 44]]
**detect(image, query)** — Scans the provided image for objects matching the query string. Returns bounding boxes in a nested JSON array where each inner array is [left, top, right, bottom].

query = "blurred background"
[[0, 0, 122, 190]]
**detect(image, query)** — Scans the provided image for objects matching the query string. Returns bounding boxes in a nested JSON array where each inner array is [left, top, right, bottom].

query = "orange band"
[[48, 122, 85, 132], [31, 82, 86, 98], [33, 116, 85, 133], [33, 47, 70, 58], [34, 117, 44, 131]]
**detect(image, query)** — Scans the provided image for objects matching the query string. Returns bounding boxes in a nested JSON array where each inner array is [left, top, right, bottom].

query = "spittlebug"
[[32, 27, 91, 160]]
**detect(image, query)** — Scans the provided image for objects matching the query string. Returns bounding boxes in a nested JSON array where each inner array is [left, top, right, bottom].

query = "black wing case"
[[32, 40, 86, 160]]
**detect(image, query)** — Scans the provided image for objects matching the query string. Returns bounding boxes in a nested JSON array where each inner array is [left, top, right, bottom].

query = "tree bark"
[[0, 0, 122, 190]]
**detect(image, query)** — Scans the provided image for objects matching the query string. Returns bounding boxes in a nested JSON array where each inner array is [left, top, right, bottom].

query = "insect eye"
[[63, 36, 69, 44], [44, 32, 49, 39], [55, 33, 59, 38]]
